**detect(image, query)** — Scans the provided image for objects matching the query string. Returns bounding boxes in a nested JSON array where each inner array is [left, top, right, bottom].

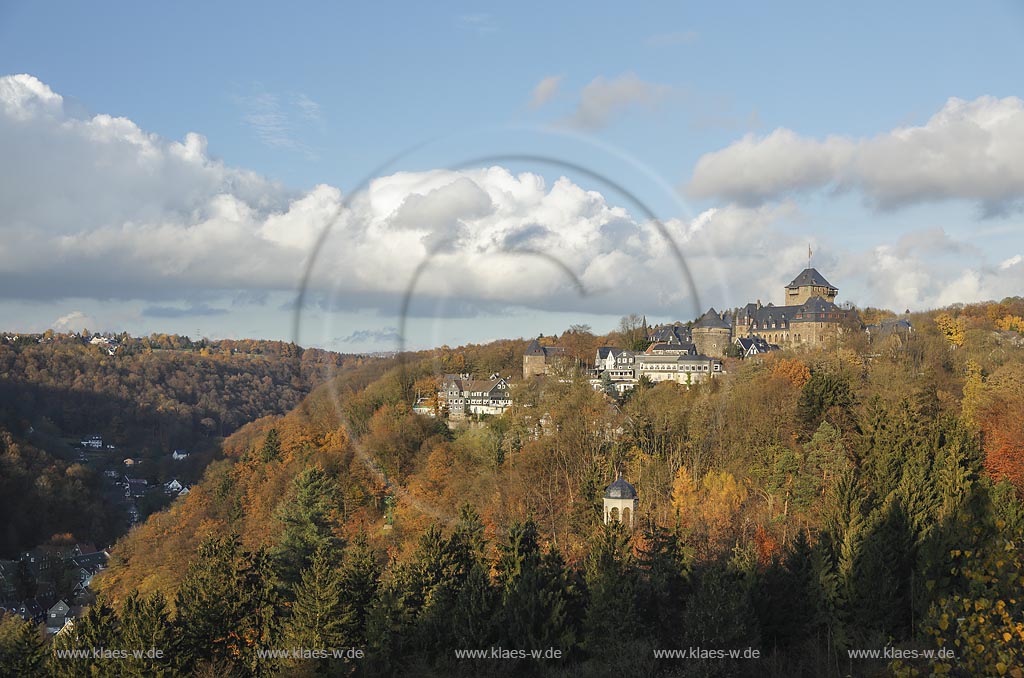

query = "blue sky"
[[1, 1, 1022, 351]]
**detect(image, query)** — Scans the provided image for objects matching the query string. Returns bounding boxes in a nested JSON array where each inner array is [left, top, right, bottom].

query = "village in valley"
[[0, 432, 194, 635], [415, 264, 914, 422]]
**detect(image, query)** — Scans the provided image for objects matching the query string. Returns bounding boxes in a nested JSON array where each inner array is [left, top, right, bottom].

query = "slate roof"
[[786, 268, 836, 290], [736, 336, 780, 354], [69, 552, 108, 570], [693, 308, 731, 330], [461, 378, 508, 394], [604, 474, 638, 500], [645, 342, 696, 355], [648, 324, 691, 344], [525, 339, 565, 358]]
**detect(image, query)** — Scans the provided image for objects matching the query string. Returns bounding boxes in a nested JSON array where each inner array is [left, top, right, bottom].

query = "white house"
[[441, 375, 512, 417]]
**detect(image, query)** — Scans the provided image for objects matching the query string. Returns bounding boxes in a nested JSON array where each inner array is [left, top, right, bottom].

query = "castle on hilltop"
[[654, 265, 853, 358], [510, 264, 854, 397], [730, 267, 849, 350]]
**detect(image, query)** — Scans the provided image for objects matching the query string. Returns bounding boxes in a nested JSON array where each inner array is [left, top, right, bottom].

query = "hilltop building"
[[733, 268, 849, 348], [440, 374, 512, 418], [523, 339, 568, 379], [692, 307, 733, 357]]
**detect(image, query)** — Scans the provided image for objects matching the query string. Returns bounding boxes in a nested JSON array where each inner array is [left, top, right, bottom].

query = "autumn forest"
[[3, 299, 1024, 677]]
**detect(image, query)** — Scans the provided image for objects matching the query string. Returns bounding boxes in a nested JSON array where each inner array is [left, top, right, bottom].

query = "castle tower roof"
[[693, 307, 731, 330], [785, 268, 836, 291]]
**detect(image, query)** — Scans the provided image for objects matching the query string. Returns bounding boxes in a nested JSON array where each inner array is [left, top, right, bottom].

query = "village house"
[[734, 335, 779, 358], [164, 478, 190, 496], [46, 599, 71, 634], [123, 476, 148, 498], [441, 374, 513, 418]]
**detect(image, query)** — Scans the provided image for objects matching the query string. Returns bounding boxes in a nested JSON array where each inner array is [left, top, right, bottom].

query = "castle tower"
[[523, 338, 547, 379], [784, 268, 838, 306], [603, 472, 638, 528], [691, 308, 732, 357]]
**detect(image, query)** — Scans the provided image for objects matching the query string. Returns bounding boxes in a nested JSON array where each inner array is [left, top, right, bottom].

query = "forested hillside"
[[6, 300, 1024, 677], [0, 332, 363, 556], [0, 333, 351, 448], [0, 428, 125, 555]]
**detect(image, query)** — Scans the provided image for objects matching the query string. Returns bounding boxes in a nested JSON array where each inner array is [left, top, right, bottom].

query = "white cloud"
[[529, 75, 563, 110], [52, 310, 96, 332], [688, 96, 1024, 213], [1000, 254, 1023, 270], [2, 73, 1019, 332], [563, 73, 674, 130]]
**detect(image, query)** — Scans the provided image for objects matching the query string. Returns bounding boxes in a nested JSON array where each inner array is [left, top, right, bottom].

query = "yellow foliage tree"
[[771, 358, 811, 388], [935, 313, 965, 347], [702, 470, 748, 534], [893, 540, 1024, 678], [671, 465, 699, 523], [996, 315, 1024, 333], [961, 360, 985, 429]]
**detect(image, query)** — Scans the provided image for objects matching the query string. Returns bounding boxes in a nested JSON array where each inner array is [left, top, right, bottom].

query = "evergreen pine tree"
[[273, 466, 343, 587], [582, 521, 637, 654], [50, 601, 120, 678], [338, 532, 381, 647], [174, 535, 245, 673], [260, 428, 281, 462], [119, 591, 176, 678], [0, 613, 46, 678], [287, 545, 350, 649], [634, 523, 689, 650]]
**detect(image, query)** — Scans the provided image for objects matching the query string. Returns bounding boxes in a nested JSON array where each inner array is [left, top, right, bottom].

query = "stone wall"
[[692, 327, 732, 357]]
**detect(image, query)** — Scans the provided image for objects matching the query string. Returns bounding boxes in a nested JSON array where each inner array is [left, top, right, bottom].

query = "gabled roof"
[[693, 308, 731, 330], [524, 339, 546, 356], [799, 296, 842, 314], [462, 378, 507, 393], [69, 552, 108, 570], [525, 339, 565, 358], [786, 268, 836, 290]]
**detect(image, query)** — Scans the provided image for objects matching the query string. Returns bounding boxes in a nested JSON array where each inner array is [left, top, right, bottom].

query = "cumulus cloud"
[[2, 73, 1018, 332], [51, 310, 96, 332], [563, 73, 673, 130], [529, 75, 563, 110], [687, 96, 1024, 213], [837, 229, 1024, 312]]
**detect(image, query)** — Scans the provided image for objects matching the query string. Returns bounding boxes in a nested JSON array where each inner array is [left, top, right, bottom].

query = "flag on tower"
[[808, 244, 813, 265]]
